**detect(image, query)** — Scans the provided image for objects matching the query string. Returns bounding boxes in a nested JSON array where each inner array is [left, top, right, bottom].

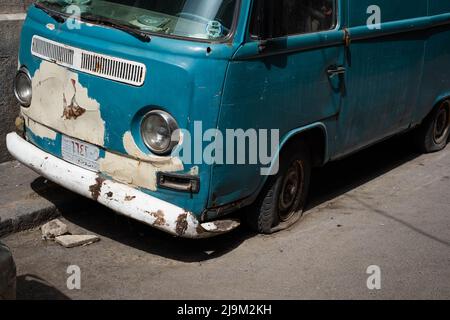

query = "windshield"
[[36, 0, 238, 41]]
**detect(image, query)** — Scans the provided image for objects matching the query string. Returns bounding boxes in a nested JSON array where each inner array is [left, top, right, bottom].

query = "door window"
[[250, 0, 337, 39]]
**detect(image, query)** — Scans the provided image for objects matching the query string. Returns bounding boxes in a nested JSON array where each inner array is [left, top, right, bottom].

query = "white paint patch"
[[190, 166, 199, 176], [23, 61, 105, 146], [122, 131, 183, 165], [27, 118, 57, 140], [99, 134, 184, 191]]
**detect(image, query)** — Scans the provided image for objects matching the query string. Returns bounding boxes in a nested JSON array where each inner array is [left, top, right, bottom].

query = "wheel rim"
[[433, 102, 450, 145], [278, 161, 304, 222]]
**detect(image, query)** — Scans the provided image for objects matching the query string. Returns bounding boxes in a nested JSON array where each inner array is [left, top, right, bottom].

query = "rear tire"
[[246, 143, 311, 234], [415, 100, 450, 153]]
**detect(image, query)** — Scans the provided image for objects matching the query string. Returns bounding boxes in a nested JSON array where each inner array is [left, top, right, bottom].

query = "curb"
[[0, 206, 61, 238], [0, 161, 85, 238]]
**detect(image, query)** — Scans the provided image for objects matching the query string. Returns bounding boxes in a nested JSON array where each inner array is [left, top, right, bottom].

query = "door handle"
[[327, 65, 346, 78]]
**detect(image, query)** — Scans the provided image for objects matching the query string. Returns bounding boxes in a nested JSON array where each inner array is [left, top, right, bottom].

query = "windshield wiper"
[[34, 3, 150, 42], [80, 14, 151, 43], [35, 2, 67, 24]]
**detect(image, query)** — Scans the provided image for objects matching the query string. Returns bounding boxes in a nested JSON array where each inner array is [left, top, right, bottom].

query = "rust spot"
[[95, 61, 102, 73], [15, 116, 25, 136], [196, 224, 206, 235], [62, 79, 86, 120], [124, 195, 136, 201], [175, 213, 188, 236], [89, 176, 105, 201], [150, 210, 166, 227]]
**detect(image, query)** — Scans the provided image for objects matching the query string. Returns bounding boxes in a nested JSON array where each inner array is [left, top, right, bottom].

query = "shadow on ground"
[[307, 133, 421, 209], [16, 274, 70, 300], [31, 133, 426, 262]]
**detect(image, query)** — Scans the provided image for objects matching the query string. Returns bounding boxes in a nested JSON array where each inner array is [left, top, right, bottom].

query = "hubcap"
[[433, 102, 450, 145], [278, 161, 304, 222]]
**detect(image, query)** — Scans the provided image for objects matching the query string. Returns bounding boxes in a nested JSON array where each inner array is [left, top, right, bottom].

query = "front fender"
[[206, 122, 329, 215]]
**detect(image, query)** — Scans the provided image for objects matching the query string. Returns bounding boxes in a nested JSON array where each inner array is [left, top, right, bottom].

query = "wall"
[[0, 0, 33, 162]]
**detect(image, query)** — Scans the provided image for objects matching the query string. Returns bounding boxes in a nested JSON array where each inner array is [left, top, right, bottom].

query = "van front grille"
[[31, 36, 74, 65], [80, 52, 145, 86], [31, 35, 146, 86]]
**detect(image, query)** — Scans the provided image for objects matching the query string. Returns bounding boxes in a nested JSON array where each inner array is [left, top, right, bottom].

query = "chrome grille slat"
[[31, 35, 146, 86], [32, 36, 74, 65]]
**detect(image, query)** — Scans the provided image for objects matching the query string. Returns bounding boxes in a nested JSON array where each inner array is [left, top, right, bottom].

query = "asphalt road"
[[3, 135, 450, 300]]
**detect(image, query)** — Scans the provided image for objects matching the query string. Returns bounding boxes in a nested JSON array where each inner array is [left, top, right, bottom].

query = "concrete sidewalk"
[[0, 160, 83, 237]]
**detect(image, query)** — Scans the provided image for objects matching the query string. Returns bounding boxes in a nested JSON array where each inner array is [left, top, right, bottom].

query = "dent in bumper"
[[6, 132, 239, 239]]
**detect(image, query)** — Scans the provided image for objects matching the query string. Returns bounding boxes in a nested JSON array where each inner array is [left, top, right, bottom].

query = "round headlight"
[[141, 110, 179, 155], [14, 68, 32, 107]]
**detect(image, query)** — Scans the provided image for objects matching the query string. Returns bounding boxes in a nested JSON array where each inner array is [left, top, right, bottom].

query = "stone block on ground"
[[55, 235, 100, 248], [41, 219, 69, 240]]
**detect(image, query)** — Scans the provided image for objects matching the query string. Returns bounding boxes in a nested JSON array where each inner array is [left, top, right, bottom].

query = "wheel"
[[246, 143, 311, 234], [415, 100, 450, 153]]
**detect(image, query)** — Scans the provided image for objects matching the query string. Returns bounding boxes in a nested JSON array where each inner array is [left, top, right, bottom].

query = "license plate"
[[61, 135, 100, 172]]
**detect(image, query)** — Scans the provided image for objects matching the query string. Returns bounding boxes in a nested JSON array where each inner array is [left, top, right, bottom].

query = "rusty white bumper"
[[6, 132, 239, 239]]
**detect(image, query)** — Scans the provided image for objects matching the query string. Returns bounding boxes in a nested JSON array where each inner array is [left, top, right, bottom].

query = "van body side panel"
[[332, 0, 427, 158], [415, 1, 450, 123], [18, 6, 237, 216], [210, 29, 345, 207]]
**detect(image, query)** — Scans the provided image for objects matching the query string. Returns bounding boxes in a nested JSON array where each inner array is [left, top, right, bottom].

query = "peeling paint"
[[98, 133, 184, 191], [175, 213, 188, 236], [22, 61, 105, 146], [7, 132, 240, 239], [62, 79, 87, 120], [98, 151, 182, 191], [189, 166, 199, 176], [89, 176, 105, 200], [23, 61, 185, 193], [26, 118, 57, 140], [122, 131, 182, 165], [149, 210, 166, 226]]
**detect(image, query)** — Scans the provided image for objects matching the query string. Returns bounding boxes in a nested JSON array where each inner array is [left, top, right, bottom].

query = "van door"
[[335, 0, 427, 157], [209, 0, 346, 207]]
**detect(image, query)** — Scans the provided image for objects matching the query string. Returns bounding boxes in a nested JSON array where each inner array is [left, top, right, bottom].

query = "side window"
[[250, 0, 337, 39]]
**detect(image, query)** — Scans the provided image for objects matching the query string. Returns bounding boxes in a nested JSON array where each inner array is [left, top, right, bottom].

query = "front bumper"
[[6, 132, 239, 238]]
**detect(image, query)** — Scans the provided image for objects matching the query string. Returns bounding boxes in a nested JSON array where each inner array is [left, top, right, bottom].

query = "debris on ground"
[[55, 235, 100, 248], [41, 219, 69, 240]]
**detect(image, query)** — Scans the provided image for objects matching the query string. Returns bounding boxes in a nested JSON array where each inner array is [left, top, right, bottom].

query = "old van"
[[7, 0, 450, 238]]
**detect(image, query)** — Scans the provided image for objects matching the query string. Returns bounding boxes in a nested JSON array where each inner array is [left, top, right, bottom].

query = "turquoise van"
[[7, 0, 450, 238]]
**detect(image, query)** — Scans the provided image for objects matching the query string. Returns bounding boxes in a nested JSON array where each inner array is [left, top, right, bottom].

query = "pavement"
[[0, 161, 85, 237], [1, 135, 450, 299]]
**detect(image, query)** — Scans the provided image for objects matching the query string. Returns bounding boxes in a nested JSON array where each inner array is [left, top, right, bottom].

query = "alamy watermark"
[[172, 123, 280, 176], [367, 5, 382, 30], [67, 265, 81, 290], [366, 265, 382, 290], [66, 5, 82, 30]]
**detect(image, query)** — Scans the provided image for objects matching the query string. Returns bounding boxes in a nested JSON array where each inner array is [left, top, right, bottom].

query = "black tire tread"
[[415, 100, 450, 153], [246, 143, 311, 234]]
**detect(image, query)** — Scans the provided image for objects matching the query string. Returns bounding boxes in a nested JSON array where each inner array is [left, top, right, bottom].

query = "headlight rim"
[[140, 110, 180, 156], [14, 67, 32, 107]]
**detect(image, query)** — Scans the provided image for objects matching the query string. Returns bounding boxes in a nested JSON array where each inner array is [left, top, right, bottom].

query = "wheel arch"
[[255, 122, 329, 195], [419, 92, 450, 126]]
